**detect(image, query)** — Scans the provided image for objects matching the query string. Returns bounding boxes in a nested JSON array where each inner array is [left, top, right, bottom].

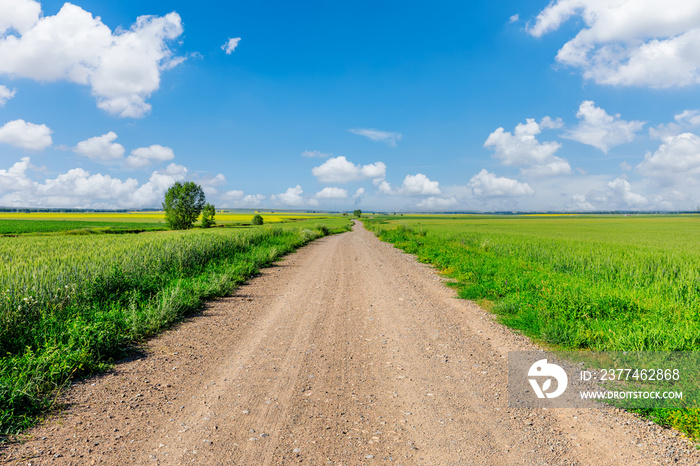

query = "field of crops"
[[363, 214, 700, 436], [0, 217, 351, 436], [0, 211, 338, 227], [0, 219, 167, 235], [0, 212, 342, 236]]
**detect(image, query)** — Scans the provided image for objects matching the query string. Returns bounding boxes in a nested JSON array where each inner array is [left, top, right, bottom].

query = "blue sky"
[[1, 0, 700, 211]]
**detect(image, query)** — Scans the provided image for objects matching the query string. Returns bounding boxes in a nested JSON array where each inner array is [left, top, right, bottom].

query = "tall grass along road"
[[3, 221, 699, 464]]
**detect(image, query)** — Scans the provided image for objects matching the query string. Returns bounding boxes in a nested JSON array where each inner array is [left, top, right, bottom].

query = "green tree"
[[201, 203, 216, 228], [252, 214, 264, 225], [162, 182, 206, 230], [353, 209, 362, 218]]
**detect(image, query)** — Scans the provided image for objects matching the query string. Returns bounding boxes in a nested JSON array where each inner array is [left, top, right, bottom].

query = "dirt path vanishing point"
[[3, 221, 700, 465]]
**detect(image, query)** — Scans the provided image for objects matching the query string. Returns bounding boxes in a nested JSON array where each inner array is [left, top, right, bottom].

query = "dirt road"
[[3, 221, 699, 464]]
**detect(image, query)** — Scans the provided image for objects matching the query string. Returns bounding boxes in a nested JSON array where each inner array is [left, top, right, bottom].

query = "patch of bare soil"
[[2, 221, 699, 464]]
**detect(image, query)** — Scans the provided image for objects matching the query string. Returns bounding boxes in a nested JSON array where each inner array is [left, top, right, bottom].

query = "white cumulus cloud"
[[314, 187, 348, 199], [521, 158, 573, 177], [650, 110, 700, 140], [0, 0, 41, 35], [0, 157, 146, 208], [540, 116, 564, 129], [312, 156, 386, 184], [74, 131, 125, 161], [349, 128, 402, 147], [0, 2, 184, 118], [129, 163, 187, 208], [563, 101, 644, 153], [528, 0, 700, 88], [352, 187, 365, 200], [636, 133, 700, 186], [377, 180, 392, 194], [607, 177, 648, 208], [241, 194, 265, 206], [571, 177, 648, 211], [36, 168, 138, 201], [272, 185, 305, 206], [222, 37, 241, 54], [0, 156, 34, 192], [0, 119, 52, 150], [674, 110, 700, 127], [196, 173, 226, 196], [416, 196, 458, 210], [0, 157, 200, 209], [467, 169, 535, 198], [484, 118, 571, 176], [226, 189, 243, 198], [399, 173, 441, 196], [225, 190, 266, 207], [126, 144, 175, 169], [0, 85, 16, 106]]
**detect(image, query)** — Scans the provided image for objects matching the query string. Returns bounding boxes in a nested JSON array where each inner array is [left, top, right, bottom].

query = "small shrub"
[[201, 204, 216, 228], [252, 214, 264, 226], [300, 229, 316, 241]]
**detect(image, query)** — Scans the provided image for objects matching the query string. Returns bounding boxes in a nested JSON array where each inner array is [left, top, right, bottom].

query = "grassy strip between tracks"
[[0, 218, 350, 437], [363, 215, 700, 439]]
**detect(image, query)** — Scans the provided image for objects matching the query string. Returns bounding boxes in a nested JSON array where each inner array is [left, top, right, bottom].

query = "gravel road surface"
[[3, 221, 699, 465]]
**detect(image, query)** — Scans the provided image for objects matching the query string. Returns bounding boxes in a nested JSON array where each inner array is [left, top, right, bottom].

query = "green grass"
[[0, 220, 166, 235], [363, 214, 700, 438], [0, 218, 350, 437]]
